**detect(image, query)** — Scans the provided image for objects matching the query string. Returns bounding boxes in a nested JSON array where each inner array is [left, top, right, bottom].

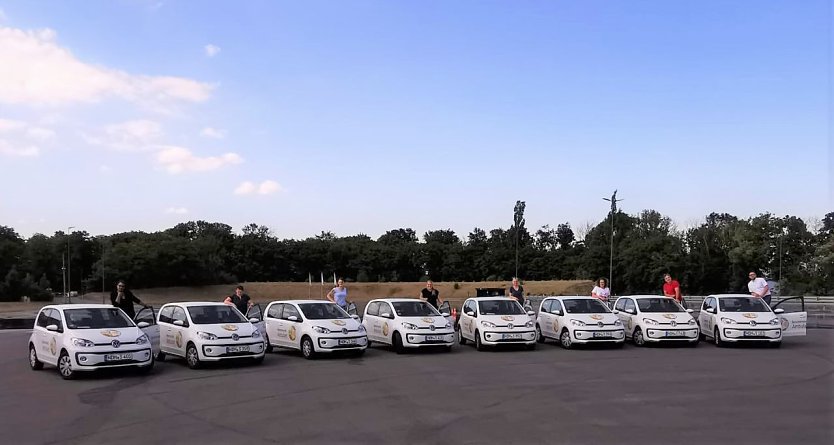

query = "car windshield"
[[719, 297, 770, 313], [563, 299, 610, 314], [299, 303, 351, 320], [637, 298, 684, 313], [187, 305, 247, 324], [64, 308, 134, 329], [478, 300, 525, 315], [393, 301, 440, 317]]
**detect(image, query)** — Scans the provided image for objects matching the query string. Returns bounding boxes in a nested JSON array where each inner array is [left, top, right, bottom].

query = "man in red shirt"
[[663, 274, 685, 308]]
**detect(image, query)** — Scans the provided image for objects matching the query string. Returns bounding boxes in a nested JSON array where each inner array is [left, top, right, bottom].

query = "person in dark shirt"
[[508, 277, 525, 306], [224, 285, 252, 314], [109, 280, 146, 319], [419, 280, 442, 309]]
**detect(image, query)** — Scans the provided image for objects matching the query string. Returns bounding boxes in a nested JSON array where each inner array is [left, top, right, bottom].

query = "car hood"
[[567, 313, 620, 325], [311, 318, 363, 331], [479, 314, 530, 327], [70, 326, 145, 343], [400, 316, 452, 329], [641, 312, 695, 324], [194, 322, 256, 337], [719, 312, 778, 324]]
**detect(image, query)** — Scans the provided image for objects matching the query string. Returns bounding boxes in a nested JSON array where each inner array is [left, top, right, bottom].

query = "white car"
[[457, 297, 537, 350], [155, 302, 265, 368], [28, 304, 157, 379], [698, 294, 807, 347], [535, 296, 625, 349], [258, 300, 368, 359], [362, 298, 455, 353], [613, 296, 699, 346]]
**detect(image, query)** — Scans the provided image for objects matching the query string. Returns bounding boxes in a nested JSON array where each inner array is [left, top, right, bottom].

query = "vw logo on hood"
[[232, 333, 239, 341], [342, 328, 348, 335], [111, 340, 120, 348], [597, 322, 604, 328], [507, 323, 514, 329], [670, 320, 677, 327], [430, 325, 435, 331], [749, 320, 757, 327]]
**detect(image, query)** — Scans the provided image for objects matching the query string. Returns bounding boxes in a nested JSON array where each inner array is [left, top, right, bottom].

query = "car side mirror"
[[351, 314, 360, 319], [137, 321, 150, 328], [773, 308, 785, 314], [527, 311, 535, 316], [707, 308, 716, 314], [46, 324, 59, 332], [380, 312, 392, 318], [465, 311, 475, 317], [626, 309, 636, 315], [173, 320, 184, 327], [288, 315, 299, 322], [540, 308, 548, 314], [555, 310, 564, 316], [249, 317, 259, 323], [612, 310, 619, 315], [686, 309, 694, 314], [440, 312, 449, 317]]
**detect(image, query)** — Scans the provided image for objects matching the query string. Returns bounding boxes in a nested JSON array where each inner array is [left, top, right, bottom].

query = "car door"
[[437, 301, 453, 325], [699, 298, 716, 335], [134, 306, 160, 356], [264, 303, 283, 348], [549, 300, 565, 338], [537, 299, 552, 338], [169, 306, 189, 357], [157, 306, 174, 354], [377, 302, 395, 344], [32, 309, 50, 363], [622, 299, 637, 336], [363, 301, 380, 341], [281, 304, 303, 349], [44, 309, 64, 364], [246, 304, 266, 339], [460, 300, 477, 341]]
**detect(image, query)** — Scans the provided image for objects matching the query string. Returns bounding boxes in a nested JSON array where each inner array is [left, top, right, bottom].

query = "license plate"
[[503, 333, 522, 340], [426, 335, 444, 341], [104, 353, 132, 361], [338, 339, 357, 345], [593, 332, 614, 338], [664, 331, 684, 337], [743, 330, 760, 337], [227, 345, 250, 353]]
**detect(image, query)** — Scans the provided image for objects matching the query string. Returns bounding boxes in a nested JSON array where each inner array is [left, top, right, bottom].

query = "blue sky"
[[0, 0, 830, 239]]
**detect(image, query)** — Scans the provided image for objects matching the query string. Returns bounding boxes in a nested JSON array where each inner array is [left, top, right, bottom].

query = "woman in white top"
[[591, 278, 611, 302]]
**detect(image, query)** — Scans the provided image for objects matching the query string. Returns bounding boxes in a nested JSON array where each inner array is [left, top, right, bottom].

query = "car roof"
[[370, 298, 424, 303], [708, 294, 754, 299], [545, 296, 597, 300], [618, 295, 672, 299], [269, 300, 334, 305], [161, 301, 228, 308], [467, 296, 514, 301], [46, 304, 116, 311]]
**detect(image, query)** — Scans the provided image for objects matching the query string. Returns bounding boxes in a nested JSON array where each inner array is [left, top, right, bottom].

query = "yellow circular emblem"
[[590, 315, 604, 321], [662, 314, 676, 320], [742, 313, 758, 319], [780, 318, 789, 331], [332, 320, 346, 326], [175, 331, 183, 348], [221, 324, 239, 331], [100, 329, 121, 337], [421, 317, 434, 323], [382, 322, 389, 337], [501, 316, 515, 322], [49, 337, 57, 355], [288, 326, 297, 341]]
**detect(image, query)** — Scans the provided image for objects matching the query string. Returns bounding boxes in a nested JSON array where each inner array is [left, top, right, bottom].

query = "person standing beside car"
[[591, 278, 611, 302], [662, 273, 686, 308], [748, 271, 772, 305], [327, 278, 349, 311], [508, 277, 525, 307], [224, 285, 253, 314], [419, 280, 442, 309], [110, 280, 146, 319]]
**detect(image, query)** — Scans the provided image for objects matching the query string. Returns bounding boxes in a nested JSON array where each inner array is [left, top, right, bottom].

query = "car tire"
[[444, 345, 453, 353], [29, 345, 43, 370], [186, 343, 201, 369], [301, 336, 316, 360], [58, 350, 75, 380], [713, 327, 724, 347], [475, 330, 485, 351], [633, 328, 645, 347], [265, 336, 273, 353], [252, 355, 265, 365], [353, 348, 366, 357], [393, 332, 405, 354], [536, 325, 546, 343], [698, 330, 706, 341], [560, 329, 572, 349], [156, 350, 166, 362], [457, 329, 467, 345]]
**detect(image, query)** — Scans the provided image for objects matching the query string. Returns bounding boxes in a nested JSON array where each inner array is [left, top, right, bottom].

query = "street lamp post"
[[602, 191, 623, 293], [67, 226, 75, 302]]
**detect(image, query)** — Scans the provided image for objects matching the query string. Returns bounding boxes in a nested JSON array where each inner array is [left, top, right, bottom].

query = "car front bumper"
[[571, 328, 625, 343], [403, 331, 455, 347], [722, 327, 781, 341], [200, 341, 265, 360], [645, 327, 699, 342], [317, 335, 368, 351], [481, 330, 536, 345], [74, 347, 153, 368]]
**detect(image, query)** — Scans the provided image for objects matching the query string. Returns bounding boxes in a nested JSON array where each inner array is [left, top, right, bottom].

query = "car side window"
[[463, 301, 473, 315], [48, 309, 63, 330], [283, 305, 301, 321], [541, 300, 552, 313], [366, 302, 379, 317], [624, 299, 636, 313], [36, 310, 50, 328], [614, 299, 626, 311], [172, 307, 188, 326], [267, 304, 283, 319], [551, 300, 564, 314], [378, 302, 392, 318], [701, 299, 710, 311], [706, 298, 717, 312], [158, 306, 173, 324]]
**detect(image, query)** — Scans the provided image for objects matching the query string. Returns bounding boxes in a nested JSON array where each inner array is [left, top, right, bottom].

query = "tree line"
[[1, 208, 832, 302]]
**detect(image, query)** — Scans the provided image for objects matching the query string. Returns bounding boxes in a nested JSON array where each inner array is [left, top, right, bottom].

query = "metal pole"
[[66, 226, 74, 302], [62, 254, 66, 304], [609, 212, 614, 292], [779, 235, 783, 282]]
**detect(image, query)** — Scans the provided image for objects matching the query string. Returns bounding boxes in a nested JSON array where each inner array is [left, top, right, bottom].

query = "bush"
[[453, 282, 460, 290]]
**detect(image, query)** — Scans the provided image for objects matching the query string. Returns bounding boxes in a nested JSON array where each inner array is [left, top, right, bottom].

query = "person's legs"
[[763, 294, 772, 306]]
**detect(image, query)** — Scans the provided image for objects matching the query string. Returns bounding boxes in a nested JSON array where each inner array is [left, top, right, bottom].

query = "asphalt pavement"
[[0, 330, 832, 445]]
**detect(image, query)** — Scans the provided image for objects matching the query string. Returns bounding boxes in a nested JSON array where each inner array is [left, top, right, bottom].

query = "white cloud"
[[165, 207, 188, 215], [200, 126, 225, 139], [204, 44, 221, 57], [235, 179, 283, 196], [0, 118, 53, 157], [0, 26, 214, 109], [99, 165, 112, 173], [155, 145, 243, 174], [85, 119, 163, 151]]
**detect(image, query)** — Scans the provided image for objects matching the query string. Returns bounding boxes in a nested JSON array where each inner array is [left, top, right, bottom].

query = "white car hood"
[[641, 312, 695, 324], [312, 318, 363, 331], [567, 313, 620, 325], [480, 314, 530, 328], [70, 326, 145, 343], [400, 316, 452, 330], [720, 312, 778, 324], [195, 322, 256, 337]]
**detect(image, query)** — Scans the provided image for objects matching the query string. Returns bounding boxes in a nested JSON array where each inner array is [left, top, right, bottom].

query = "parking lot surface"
[[0, 329, 832, 445]]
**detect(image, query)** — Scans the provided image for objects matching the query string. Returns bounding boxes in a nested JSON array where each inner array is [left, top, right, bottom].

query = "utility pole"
[[513, 200, 525, 279], [66, 226, 75, 302], [602, 191, 623, 293]]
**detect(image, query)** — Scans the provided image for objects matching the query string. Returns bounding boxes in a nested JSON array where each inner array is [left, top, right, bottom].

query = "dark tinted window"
[[624, 299, 636, 312], [550, 300, 564, 314], [718, 297, 769, 313], [47, 309, 63, 329], [614, 299, 626, 311], [378, 302, 393, 317], [365, 302, 379, 316], [267, 304, 283, 319], [564, 299, 610, 314], [65, 308, 134, 329], [478, 300, 525, 315], [541, 300, 552, 312], [282, 304, 302, 321], [637, 298, 684, 313], [392, 301, 439, 317], [172, 307, 189, 325], [186, 305, 246, 324], [299, 303, 349, 320], [36, 310, 50, 328]]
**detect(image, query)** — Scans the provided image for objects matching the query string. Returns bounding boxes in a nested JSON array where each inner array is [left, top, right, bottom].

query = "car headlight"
[[444, 321, 452, 329], [312, 326, 331, 334], [481, 321, 496, 328], [402, 322, 419, 330], [358, 324, 366, 332], [720, 317, 737, 325], [687, 319, 696, 326], [643, 318, 659, 326], [525, 320, 534, 328], [614, 319, 622, 326], [252, 329, 261, 338], [135, 334, 149, 345], [197, 331, 218, 340], [570, 319, 586, 327], [769, 318, 779, 326], [72, 338, 94, 348]]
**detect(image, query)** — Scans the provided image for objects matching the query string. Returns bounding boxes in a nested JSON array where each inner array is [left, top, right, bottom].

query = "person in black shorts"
[[419, 280, 442, 309]]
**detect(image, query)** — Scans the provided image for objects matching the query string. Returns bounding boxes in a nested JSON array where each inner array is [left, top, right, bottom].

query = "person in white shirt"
[[747, 271, 772, 305], [591, 278, 611, 302]]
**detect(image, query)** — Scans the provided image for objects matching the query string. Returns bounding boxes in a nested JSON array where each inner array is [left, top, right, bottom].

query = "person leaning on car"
[[110, 280, 146, 319], [508, 277, 525, 306], [747, 271, 772, 305], [419, 280, 442, 309], [224, 285, 253, 314], [662, 273, 686, 308]]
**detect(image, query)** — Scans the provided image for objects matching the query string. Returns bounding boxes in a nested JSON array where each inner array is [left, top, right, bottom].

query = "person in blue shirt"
[[327, 278, 349, 310]]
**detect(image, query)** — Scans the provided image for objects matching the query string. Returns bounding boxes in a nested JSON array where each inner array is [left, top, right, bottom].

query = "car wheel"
[[58, 350, 75, 380], [137, 358, 154, 375], [186, 343, 201, 369], [353, 348, 366, 357], [536, 324, 545, 343], [560, 329, 572, 349], [633, 328, 645, 347], [444, 345, 453, 353], [301, 336, 316, 360], [475, 330, 485, 351], [698, 330, 706, 341], [252, 355, 265, 365], [457, 329, 467, 345], [393, 332, 405, 354], [265, 336, 273, 353], [29, 345, 43, 370], [713, 327, 723, 347], [156, 350, 166, 362]]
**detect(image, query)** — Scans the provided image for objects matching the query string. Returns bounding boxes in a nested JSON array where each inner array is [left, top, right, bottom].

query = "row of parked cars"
[[28, 294, 807, 379]]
